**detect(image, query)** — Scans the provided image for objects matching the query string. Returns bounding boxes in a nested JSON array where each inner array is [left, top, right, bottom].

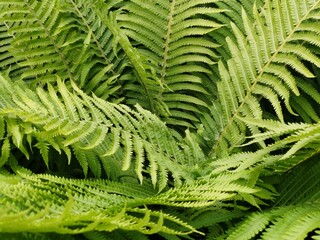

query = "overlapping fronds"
[[0, 0, 124, 101], [0, 0, 78, 82], [0, 73, 204, 189], [0, 169, 197, 235], [241, 118, 320, 159], [203, 116, 320, 180], [0, 0, 320, 239], [217, 157, 320, 240], [199, 0, 320, 157], [109, 0, 223, 128], [62, 0, 128, 101], [221, 201, 320, 240], [209, 0, 265, 60], [0, 167, 265, 236]]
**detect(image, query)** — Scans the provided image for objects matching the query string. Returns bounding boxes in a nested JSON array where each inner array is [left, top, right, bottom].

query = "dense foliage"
[[0, 0, 319, 239]]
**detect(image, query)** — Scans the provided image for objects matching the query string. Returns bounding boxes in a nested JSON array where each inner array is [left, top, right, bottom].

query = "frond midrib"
[[210, 1, 319, 156], [68, 0, 116, 76], [95, 7, 158, 113], [159, 0, 175, 88], [25, 1, 75, 81]]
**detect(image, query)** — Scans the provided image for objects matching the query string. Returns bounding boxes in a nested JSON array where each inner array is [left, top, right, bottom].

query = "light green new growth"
[[0, 0, 319, 239]]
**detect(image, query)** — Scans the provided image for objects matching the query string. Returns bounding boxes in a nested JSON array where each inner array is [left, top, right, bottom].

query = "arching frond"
[[240, 117, 320, 161], [221, 156, 320, 239], [201, 0, 320, 157], [106, 0, 223, 128], [0, 73, 203, 188], [0, 0, 125, 102], [223, 201, 320, 240], [0, 0, 319, 239], [0, 167, 265, 236], [0, 169, 196, 235]]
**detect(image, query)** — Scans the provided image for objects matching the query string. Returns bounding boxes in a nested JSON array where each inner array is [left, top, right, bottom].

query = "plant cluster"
[[0, 0, 319, 239]]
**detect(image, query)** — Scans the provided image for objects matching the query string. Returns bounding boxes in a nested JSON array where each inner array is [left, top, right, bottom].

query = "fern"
[[0, 166, 265, 236], [220, 201, 320, 240], [199, 0, 320, 157], [0, 0, 77, 82], [0, 73, 207, 188], [106, 0, 223, 128], [0, 0, 320, 239], [0, 0, 125, 103]]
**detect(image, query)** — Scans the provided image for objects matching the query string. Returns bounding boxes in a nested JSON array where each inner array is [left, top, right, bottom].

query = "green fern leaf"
[[203, 0, 320, 157], [0, 73, 199, 188], [106, 0, 223, 128], [0, 138, 10, 168]]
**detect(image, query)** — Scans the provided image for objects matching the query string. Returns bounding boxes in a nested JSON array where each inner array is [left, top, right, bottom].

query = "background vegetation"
[[0, 0, 319, 239]]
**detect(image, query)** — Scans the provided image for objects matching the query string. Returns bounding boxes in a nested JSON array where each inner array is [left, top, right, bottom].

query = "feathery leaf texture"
[[0, 0, 125, 101], [0, 73, 202, 188], [200, 0, 320, 157], [224, 202, 320, 240], [0, 0, 319, 239], [112, 0, 223, 127], [0, 168, 262, 235]]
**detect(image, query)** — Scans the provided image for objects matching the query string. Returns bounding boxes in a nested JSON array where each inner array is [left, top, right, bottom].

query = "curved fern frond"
[[223, 201, 320, 240], [209, 0, 265, 60], [62, 0, 128, 101], [0, 73, 203, 188], [0, 0, 125, 102], [240, 118, 320, 161], [201, 0, 320, 157], [226, 117, 320, 176], [221, 157, 320, 239], [0, 0, 77, 83], [108, 0, 223, 128], [0, 168, 265, 236], [0, 169, 197, 235]]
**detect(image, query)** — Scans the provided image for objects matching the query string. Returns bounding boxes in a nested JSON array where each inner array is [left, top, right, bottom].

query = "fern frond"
[[206, 0, 265, 62], [202, 0, 320, 157], [224, 199, 320, 240], [0, 170, 197, 235], [0, 0, 76, 82], [107, 0, 223, 128], [0, 73, 205, 188], [0, 22, 20, 76], [62, 0, 128, 101], [224, 211, 273, 240], [240, 118, 320, 161], [0, 0, 125, 103], [0, 168, 265, 236], [273, 155, 320, 206], [227, 117, 320, 177], [262, 207, 320, 240]]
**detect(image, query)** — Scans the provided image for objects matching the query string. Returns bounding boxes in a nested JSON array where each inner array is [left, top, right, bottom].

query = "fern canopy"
[[0, 0, 320, 239]]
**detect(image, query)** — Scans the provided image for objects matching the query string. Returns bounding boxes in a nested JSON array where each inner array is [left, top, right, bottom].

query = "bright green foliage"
[[0, 73, 201, 188], [0, 0, 320, 239], [199, 0, 320, 157], [115, 0, 222, 128]]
